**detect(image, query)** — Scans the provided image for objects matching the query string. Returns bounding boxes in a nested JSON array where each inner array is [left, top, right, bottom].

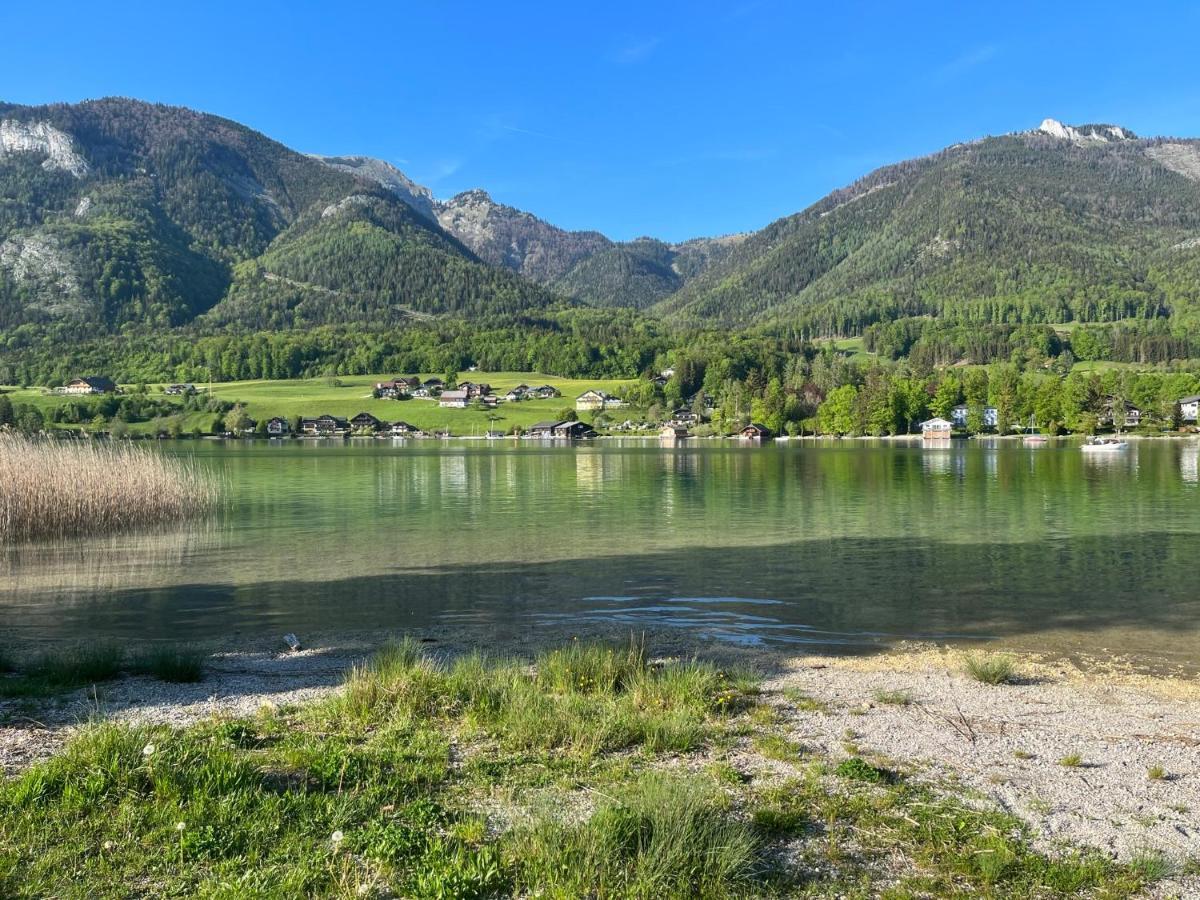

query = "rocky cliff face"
[[0, 119, 89, 176], [315, 155, 438, 222], [434, 189, 612, 283]]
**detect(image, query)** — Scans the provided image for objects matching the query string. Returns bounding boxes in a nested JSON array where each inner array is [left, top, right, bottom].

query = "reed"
[[0, 434, 217, 543]]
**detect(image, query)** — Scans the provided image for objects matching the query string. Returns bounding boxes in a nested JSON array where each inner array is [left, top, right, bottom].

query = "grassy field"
[[1, 372, 639, 436], [0, 640, 1161, 898]]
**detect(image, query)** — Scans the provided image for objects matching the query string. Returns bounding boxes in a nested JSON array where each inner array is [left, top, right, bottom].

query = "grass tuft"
[[963, 652, 1018, 685], [1147, 765, 1167, 781], [1059, 752, 1084, 768], [836, 756, 894, 784], [511, 773, 757, 898], [24, 643, 124, 687], [872, 688, 913, 706]]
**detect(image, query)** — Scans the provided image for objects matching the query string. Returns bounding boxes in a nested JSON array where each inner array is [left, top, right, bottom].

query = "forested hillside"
[[0, 98, 556, 332], [657, 126, 1200, 336]]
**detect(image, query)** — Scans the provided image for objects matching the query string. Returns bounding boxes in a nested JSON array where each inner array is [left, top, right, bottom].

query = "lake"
[[3, 438, 1199, 668]]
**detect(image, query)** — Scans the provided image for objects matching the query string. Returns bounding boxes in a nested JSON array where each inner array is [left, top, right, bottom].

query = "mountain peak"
[[314, 155, 437, 222], [1037, 118, 1136, 143], [447, 188, 494, 205]]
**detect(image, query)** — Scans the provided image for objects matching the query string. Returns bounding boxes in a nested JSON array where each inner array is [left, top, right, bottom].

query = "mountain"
[[0, 98, 557, 332], [657, 119, 1200, 334], [336, 161, 742, 307], [551, 234, 745, 309]]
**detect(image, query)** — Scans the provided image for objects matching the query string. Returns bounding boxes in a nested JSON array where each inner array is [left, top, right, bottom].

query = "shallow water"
[[3, 438, 1198, 668]]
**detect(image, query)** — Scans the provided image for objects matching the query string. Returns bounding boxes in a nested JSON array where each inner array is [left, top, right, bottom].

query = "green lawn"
[[1, 372, 639, 435]]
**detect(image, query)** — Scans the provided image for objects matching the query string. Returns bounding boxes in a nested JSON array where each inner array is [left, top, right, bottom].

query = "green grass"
[[0, 641, 1162, 898], [0, 643, 125, 697], [963, 652, 1018, 685], [1059, 752, 1084, 768], [0, 643, 205, 697], [1147, 765, 1167, 781], [128, 645, 206, 683], [872, 688, 913, 706]]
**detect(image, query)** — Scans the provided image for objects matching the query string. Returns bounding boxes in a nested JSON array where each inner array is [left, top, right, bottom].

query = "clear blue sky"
[[3, 1, 1198, 242]]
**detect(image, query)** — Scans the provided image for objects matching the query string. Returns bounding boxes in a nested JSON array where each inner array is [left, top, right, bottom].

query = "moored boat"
[[1081, 437, 1127, 452]]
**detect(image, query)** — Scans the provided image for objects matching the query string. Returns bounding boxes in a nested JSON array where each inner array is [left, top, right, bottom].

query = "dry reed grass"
[[0, 434, 217, 543]]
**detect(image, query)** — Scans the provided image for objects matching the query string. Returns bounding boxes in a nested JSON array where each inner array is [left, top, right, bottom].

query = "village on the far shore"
[[21, 367, 1200, 443]]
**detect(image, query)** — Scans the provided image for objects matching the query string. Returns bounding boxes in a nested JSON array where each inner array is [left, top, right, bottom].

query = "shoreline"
[[3, 625, 1198, 883]]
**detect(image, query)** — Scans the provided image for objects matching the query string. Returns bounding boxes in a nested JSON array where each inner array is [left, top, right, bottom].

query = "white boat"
[[1081, 438, 1127, 452]]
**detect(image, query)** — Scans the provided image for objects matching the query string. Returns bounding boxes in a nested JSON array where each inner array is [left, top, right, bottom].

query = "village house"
[[1100, 399, 1142, 429], [163, 383, 196, 396], [350, 412, 384, 432], [1179, 394, 1200, 423], [389, 420, 416, 436], [669, 408, 700, 426], [531, 385, 561, 399], [951, 404, 998, 429], [374, 377, 418, 399], [432, 429, 452, 439], [413, 378, 445, 398], [485, 430, 506, 439], [576, 389, 615, 411], [438, 390, 470, 408], [920, 417, 954, 440], [266, 417, 290, 436], [661, 424, 689, 440], [739, 423, 772, 440], [458, 382, 492, 399], [300, 415, 350, 437], [505, 384, 530, 402], [63, 376, 117, 395]]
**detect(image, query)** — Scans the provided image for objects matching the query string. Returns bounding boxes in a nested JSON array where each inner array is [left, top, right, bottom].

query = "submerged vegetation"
[[0, 434, 216, 543], [0, 641, 1162, 897]]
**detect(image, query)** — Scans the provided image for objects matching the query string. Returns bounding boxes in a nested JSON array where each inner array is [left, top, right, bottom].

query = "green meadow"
[[1, 372, 639, 435]]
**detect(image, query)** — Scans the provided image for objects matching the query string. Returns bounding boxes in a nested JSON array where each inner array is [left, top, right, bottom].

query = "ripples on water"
[[2, 438, 1198, 668]]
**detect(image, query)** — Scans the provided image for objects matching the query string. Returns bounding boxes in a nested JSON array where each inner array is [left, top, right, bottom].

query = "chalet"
[[163, 383, 196, 396], [576, 389, 611, 411], [951, 404, 998, 429], [300, 415, 350, 437], [531, 385, 561, 399], [414, 378, 445, 398], [432, 429, 451, 439], [458, 382, 492, 399], [669, 408, 700, 426], [389, 420, 416, 436], [661, 425, 689, 440], [485, 430, 506, 439], [505, 384, 530, 402], [527, 420, 560, 438], [1100, 399, 1141, 429], [266, 417, 290, 436], [480, 394, 499, 408], [650, 374, 669, 388], [63, 376, 117, 395], [438, 390, 470, 408], [1179, 395, 1200, 423], [374, 377, 417, 399], [739, 423, 772, 440], [350, 412, 384, 432], [920, 417, 954, 440]]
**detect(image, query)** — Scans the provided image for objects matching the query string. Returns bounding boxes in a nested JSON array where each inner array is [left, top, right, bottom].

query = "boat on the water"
[[1081, 437, 1128, 452], [1023, 434, 1048, 446]]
